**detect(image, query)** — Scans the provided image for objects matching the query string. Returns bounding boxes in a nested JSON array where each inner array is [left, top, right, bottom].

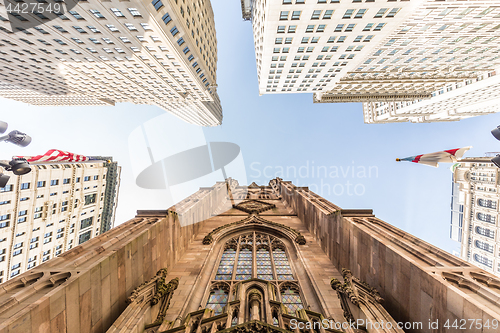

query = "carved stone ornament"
[[248, 289, 262, 302], [294, 234, 306, 245], [202, 234, 213, 245], [330, 269, 383, 323], [149, 277, 180, 327], [152, 275, 179, 306], [219, 320, 288, 333]]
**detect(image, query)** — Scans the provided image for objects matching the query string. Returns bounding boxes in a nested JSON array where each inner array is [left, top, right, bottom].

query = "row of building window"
[[146, 6, 211, 87], [274, 23, 385, 36], [279, 8, 399, 21], [478, 199, 497, 209], [1, 176, 98, 192], [274, 44, 363, 54], [477, 213, 496, 224], [9, 243, 67, 277], [474, 254, 493, 268], [6, 14, 210, 86], [283, 0, 342, 4], [476, 226, 495, 239]]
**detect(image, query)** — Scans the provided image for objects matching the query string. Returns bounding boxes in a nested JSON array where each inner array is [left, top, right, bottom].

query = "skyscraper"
[[0, 0, 221, 126], [243, 0, 500, 121], [0, 158, 120, 283], [451, 157, 500, 276], [363, 70, 500, 123], [0, 178, 499, 332]]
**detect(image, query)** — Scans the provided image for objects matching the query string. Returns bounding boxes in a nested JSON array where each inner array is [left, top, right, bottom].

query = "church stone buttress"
[[0, 179, 499, 333]]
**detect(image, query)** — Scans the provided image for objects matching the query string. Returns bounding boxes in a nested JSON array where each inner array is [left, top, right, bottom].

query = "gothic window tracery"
[[206, 284, 229, 315], [206, 232, 305, 319], [215, 246, 236, 280], [280, 283, 304, 314], [211, 232, 296, 282], [273, 247, 293, 280], [236, 247, 252, 280], [257, 247, 273, 280]]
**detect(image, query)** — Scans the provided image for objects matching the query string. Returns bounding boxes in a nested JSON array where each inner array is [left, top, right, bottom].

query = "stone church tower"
[[1, 179, 500, 333]]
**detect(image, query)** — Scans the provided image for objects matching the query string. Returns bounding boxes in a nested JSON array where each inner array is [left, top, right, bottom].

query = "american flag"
[[14, 149, 95, 164]]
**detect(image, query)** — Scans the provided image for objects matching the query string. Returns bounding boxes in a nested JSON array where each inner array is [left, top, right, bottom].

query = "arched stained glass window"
[[474, 254, 493, 268], [273, 248, 293, 280], [212, 233, 296, 282], [206, 287, 228, 315], [280, 285, 304, 315], [236, 248, 252, 280], [476, 226, 495, 239], [257, 248, 273, 280], [207, 232, 305, 317], [475, 240, 494, 253], [215, 247, 236, 280]]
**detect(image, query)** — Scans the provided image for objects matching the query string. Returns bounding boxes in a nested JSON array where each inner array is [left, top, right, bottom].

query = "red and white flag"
[[14, 149, 93, 164], [396, 146, 472, 167]]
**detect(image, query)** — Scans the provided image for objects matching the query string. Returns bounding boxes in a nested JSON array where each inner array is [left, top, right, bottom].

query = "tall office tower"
[[363, 70, 500, 123], [0, 158, 120, 283], [243, 0, 500, 121], [451, 157, 500, 276], [1, 178, 500, 333], [0, 0, 221, 126]]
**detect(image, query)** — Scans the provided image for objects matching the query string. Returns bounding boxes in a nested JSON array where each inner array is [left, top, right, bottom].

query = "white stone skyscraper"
[[452, 157, 500, 276], [0, 0, 221, 126], [242, 0, 500, 122], [0, 158, 120, 283], [363, 69, 500, 123]]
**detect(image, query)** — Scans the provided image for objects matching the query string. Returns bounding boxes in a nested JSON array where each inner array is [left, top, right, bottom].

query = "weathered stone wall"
[[0, 212, 181, 333], [4, 178, 500, 333], [277, 178, 500, 333], [0, 180, 232, 333]]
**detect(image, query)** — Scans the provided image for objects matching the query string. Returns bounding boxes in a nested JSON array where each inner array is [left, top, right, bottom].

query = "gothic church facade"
[[0, 179, 499, 333]]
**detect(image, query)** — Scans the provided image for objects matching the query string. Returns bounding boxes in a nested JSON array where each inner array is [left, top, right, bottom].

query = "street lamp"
[[0, 121, 32, 186], [0, 121, 7, 134], [0, 130, 32, 147], [491, 125, 500, 142], [491, 127, 500, 167], [0, 158, 31, 187], [0, 174, 9, 188], [491, 155, 500, 169], [490, 126, 500, 167], [0, 158, 31, 175]]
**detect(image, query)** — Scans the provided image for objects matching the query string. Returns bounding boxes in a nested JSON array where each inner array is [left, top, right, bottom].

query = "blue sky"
[[1, 0, 500, 255]]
